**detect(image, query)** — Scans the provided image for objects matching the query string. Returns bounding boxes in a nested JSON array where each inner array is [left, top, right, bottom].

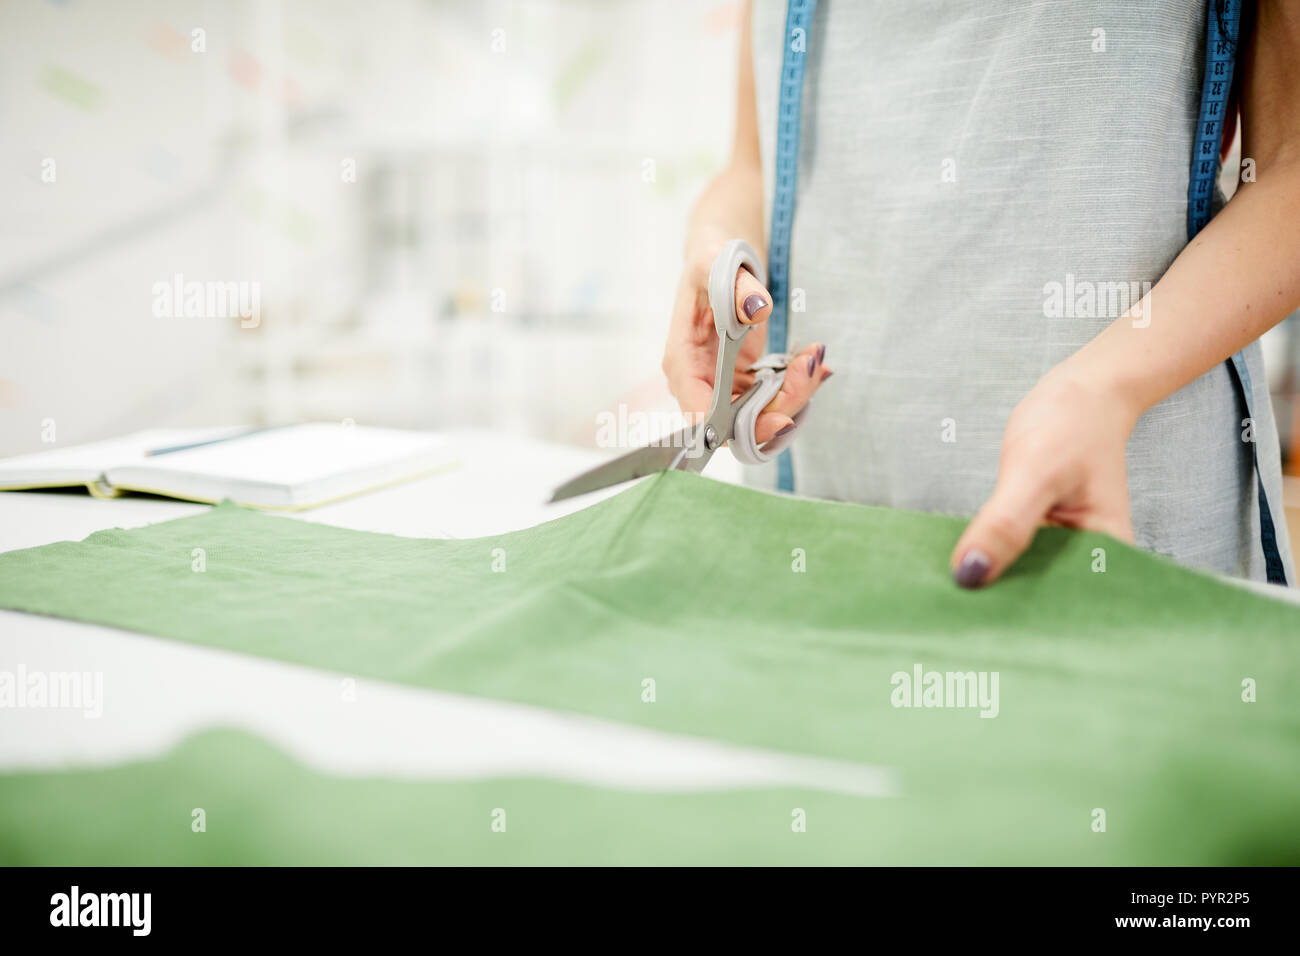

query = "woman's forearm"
[[1064, 160, 1300, 421], [683, 0, 765, 267], [684, 162, 766, 265]]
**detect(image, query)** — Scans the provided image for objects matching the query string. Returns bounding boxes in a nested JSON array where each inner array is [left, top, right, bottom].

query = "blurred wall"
[[0, 0, 740, 455], [6, 0, 1298, 484]]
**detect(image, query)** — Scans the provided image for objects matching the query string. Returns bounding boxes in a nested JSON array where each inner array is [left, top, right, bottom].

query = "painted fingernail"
[[816, 344, 826, 366], [954, 549, 991, 589], [806, 356, 816, 376], [742, 294, 768, 319], [820, 370, 834, 382], [774, 423, 796, 438]]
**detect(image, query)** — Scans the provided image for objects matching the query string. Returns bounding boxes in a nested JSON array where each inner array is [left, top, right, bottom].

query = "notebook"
[[0, 424, 455, 510]]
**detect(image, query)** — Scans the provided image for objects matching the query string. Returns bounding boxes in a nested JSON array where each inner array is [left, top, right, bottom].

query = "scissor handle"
[[707, 239, 767, 341]]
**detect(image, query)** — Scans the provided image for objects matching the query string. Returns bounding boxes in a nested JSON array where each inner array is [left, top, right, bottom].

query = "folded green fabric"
[[1, 471, 1298, 864]]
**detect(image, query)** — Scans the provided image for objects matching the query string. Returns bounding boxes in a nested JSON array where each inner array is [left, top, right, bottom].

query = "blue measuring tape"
[[1188, 1, 1287, 585], [767, 0, 817, 493]]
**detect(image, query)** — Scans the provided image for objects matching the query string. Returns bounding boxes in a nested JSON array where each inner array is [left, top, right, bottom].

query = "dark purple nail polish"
[[954, 549, 991, 589], [742, 294, 768, 319], [806, 356, 816, 376], [774, 423, 796, 438], [820, 370, 834, 383], [816, 344, 826, 366]]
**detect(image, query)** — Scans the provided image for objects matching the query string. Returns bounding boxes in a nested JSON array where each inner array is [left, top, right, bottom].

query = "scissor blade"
[[547, 429, 695, 502]]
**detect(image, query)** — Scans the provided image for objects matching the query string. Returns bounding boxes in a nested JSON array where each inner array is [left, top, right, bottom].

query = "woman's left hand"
[[949, 363, 1140, 588]]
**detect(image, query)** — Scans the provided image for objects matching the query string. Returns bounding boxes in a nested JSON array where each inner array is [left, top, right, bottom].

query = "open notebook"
[[0, 424, 455, 510]]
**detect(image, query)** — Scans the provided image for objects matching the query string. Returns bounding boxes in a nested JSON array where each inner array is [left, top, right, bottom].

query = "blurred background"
[[0, 0, 737, 453], [2, 0, 1298, 538]]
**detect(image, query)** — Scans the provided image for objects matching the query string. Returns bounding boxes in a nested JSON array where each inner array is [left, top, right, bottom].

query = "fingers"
[[1046, 503, 1135, 544], [949, 475, 1055, 589], [754, 342, 833, 444], [665, 266, 772, 418], [663, 280, 717, 417], [668, 260, 834, 448], [734, 267, 772, 327]]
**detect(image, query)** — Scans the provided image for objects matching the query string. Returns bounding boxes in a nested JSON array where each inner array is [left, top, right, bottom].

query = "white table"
[[0, 430, 894, 799]]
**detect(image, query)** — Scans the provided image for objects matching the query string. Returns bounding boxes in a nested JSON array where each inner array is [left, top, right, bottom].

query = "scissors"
[[549, 239, 810, 503]]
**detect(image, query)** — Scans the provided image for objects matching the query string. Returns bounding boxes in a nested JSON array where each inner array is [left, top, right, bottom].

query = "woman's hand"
[[662, 228, 832, 444], [950, 363, 1140, 588]]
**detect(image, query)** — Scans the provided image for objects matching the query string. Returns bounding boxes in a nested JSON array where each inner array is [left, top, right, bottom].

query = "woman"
[[662, 0, 1299, 587]]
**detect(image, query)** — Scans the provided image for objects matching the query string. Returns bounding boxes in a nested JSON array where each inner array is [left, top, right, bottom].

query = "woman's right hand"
[[661, 229, 832, 445]]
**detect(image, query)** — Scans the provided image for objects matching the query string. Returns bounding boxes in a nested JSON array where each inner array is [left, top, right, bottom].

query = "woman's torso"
[[750, 0, 1294, 581]]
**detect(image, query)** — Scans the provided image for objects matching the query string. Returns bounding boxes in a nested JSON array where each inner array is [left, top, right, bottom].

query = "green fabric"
[[0, 726, 1293, 866], [1, 470, 1299, 864]]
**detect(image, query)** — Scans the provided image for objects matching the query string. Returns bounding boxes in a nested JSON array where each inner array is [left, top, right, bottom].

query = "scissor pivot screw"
[[704, 425, 720, 450]]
